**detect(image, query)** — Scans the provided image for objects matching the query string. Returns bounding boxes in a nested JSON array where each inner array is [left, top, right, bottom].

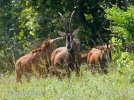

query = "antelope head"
[[57, 10, 79, 51]]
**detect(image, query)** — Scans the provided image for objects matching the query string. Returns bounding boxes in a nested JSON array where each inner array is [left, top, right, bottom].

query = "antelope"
[[87, 44, 112, 74], [15, 37, 63, 82], [80, 43, 113, 64], [49, 11, 81, 79]]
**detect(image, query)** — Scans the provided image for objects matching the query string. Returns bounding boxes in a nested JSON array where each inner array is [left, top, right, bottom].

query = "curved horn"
[[69, 10, 75, 33], [53, 37, 64, 42], [58, 12, 67, 33]]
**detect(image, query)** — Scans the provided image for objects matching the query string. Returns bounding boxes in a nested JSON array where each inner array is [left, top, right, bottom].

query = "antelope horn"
[[69, 10, 75, 33], [58, 12, 67, 33], [53, 37, 64, 42]]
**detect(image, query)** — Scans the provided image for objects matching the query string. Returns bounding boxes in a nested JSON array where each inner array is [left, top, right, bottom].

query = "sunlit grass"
[[0, 64, 134, 100]]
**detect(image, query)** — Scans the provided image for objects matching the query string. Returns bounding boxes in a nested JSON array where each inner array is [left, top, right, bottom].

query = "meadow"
[[0, 60, 134, 100]]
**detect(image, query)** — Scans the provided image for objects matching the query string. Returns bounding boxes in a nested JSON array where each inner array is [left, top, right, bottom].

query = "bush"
[[105, 5, 134, 47]]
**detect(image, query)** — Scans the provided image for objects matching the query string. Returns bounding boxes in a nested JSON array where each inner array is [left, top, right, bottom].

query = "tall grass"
[[0, 63, 134, 100]]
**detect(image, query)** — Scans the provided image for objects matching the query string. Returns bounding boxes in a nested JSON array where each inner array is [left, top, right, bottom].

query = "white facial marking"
[[65, 36, 68, 48]]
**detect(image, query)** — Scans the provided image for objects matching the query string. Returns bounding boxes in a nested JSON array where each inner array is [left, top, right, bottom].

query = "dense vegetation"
[[0, 0, 134, 71], [0, 0, 134, 99]]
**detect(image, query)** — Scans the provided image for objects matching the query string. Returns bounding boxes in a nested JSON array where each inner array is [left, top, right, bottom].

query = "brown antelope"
[[80, 43, 113, 64], [15, 37, 63, 82], [87, 45, 112, 74], [50, 11, 81, 79]]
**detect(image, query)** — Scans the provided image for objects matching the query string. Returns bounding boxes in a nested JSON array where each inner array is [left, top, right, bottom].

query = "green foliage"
[[19, 7, 39, 37], [105, 6, 134, 80], [118, 52, 134, 83], [110, 45, 134, 83], [110, 34, 134, 82], [105, 6, 134, 44], [117, 52, 133, 67]]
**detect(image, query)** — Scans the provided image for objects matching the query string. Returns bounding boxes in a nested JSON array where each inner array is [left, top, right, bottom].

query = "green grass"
[[0, 64, 134, 100]]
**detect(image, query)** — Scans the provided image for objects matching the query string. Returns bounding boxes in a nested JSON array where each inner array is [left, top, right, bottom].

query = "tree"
[[105, 5, 134, 48]]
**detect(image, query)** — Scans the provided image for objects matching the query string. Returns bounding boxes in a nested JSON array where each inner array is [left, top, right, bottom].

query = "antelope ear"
[[72, 28, 80, 36], [57, 31, 65, 37]]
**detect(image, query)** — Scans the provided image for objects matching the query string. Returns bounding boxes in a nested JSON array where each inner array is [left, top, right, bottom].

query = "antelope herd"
[[15, 11, 115, 82]]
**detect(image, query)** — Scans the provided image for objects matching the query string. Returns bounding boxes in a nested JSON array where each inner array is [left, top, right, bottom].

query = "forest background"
[[0, 0, 134, 72]]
